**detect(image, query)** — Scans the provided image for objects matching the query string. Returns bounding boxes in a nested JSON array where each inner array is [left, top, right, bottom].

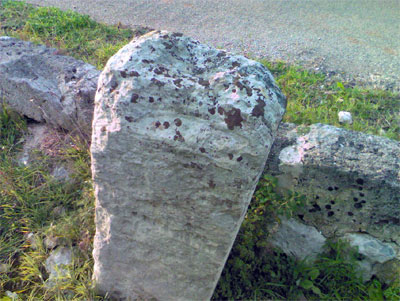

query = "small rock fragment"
[[338, 111, 353, 124]]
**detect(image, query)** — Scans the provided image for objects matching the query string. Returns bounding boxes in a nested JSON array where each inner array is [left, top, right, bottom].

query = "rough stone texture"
[[91, 30, 286, 300], [17, 123, 72, 182], [338, 111, 352, 124], [0, 36, 99, 136], [269, 216, 326, 261], [264, 123, 400, 282], [45, 247, 73, 286], [343, 233, 399, 282]]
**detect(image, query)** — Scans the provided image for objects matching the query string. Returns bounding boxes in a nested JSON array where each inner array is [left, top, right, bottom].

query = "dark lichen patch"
[[359, 193, 365, 197], [231, 61, 240, 68], [198, 78, 210, 87], [312, 203, 321, 211], [163, 121, 170, 129], [131, 93, 139, 103], [325, 205, 331, 210], [217, 51, 226, 58], [120, 70, 127, 78], [251, 98, 266, 117], [327, 211, 334, 217], [125, 116, 134, 123], [109, 79, 118, 93], [163, 42, 173, 49], [328, 187, 333, 191], [149, 97, 155, 103], [199, 147, 206, 153], [154, 121, 161, 128], [224, 108, 244, 130], [354, 203, 363, 209], [128, 70, 140, 77], [208, 180, 216, 189], [151, 78, 165, 87], [174, 130, 184, 142], [173, 79, 183, 88], [236, 156, 243, 162], [228, 153, 233, 160], [353, 197, 359, 202], [154, 66, 170, 76], [142, 59, 155, 64], [330, 200, 335, 204], [174, 118, 182, 127], [171, 32, 184, 37], [101, 126, 107, 132], [208, 107, 216, 115], [348, 212, 354, 216], [183, 162, 202, 170], [356, 178, 364, 185]]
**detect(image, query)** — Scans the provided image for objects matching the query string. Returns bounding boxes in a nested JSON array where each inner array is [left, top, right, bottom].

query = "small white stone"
[[338, 111, 353, 124]]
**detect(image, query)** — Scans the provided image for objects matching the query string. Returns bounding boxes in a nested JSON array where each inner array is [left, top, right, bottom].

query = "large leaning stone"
[[0, 36, 99, 136], [91, 31, 286, 300]]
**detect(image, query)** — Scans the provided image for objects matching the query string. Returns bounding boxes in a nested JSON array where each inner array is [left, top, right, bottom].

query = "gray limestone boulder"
[[91, 30, 286, 300], [0, 36, 99, 136], [269, 216, 326, 261], [264, 123, 400, 283]]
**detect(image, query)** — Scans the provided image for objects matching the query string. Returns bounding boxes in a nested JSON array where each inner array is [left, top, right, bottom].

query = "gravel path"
[[26, 0, 400, 91]]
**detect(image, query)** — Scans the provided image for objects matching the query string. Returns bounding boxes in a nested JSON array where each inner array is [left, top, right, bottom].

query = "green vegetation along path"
[[24, 0, 400, 91]]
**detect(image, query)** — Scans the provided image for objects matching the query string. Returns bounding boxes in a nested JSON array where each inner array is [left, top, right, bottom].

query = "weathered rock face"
[[344, 233, 398, 282], [0, 36, 99, 136], [264, 123, 400, 283], [91, 31, 286, 300], [269, 216, 326, 261]]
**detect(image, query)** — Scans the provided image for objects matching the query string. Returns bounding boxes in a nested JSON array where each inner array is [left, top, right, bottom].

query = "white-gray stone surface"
[[45, 247, 73, 286], [269, 217, 326, 261], [0, 37, 99, 136], [344, 233, 399, 282], [91, 30, 286, 300]]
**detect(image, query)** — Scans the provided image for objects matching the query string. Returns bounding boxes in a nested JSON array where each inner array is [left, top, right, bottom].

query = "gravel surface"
[[25, 0, 400, 91]]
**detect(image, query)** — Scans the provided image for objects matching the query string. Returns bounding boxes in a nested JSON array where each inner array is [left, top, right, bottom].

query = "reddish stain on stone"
[[131, 94, 139, 103], [163, 121, 170, 129], [251, 98, 266, 117], [224, 108, 244, 130], [174, 118, 182, 126], [174, 130, 184, 142], [128, 70, 140, 77]]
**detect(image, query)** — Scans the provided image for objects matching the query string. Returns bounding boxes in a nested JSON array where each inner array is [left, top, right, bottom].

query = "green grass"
[[0, 0, 399, 299], [261, 60, 400, 141], [0, 0, 137, 69]]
